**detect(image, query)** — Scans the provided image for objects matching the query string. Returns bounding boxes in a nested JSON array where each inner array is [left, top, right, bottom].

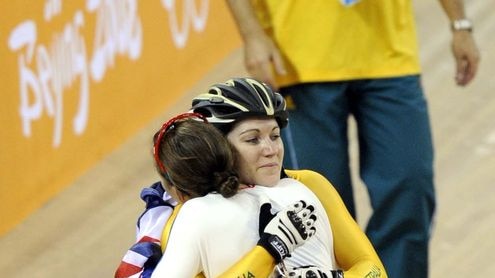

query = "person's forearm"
[[225, 0, 265, 42], [225, 0, 284, 88], [438, 0, 468, 20], [286, 170, 388, 278], [438, 0, 479, 86], [216, 246, 275, 278]]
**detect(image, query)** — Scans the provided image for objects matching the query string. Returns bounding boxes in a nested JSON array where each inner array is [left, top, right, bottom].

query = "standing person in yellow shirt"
[[226, 1, 480, 277]]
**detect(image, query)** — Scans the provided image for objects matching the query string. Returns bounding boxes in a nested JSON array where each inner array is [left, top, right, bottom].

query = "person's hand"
[[257, 200, 317, 263], [243, 33, 286, 90], [451, 31, 480, 86], [277, 265, 344, 278]]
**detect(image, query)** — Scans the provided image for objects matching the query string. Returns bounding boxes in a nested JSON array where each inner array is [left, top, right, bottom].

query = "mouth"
[[259, 163, 279, 168]]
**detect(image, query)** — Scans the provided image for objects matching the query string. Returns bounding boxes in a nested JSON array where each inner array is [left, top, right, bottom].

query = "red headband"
[[153, 112, 208, 173]]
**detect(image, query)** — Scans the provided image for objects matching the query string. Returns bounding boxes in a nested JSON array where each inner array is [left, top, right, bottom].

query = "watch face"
[[452, 19, 473, 31]]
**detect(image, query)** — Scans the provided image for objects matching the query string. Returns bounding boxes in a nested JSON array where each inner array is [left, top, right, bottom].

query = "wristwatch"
[[451, 19, 473, 32]]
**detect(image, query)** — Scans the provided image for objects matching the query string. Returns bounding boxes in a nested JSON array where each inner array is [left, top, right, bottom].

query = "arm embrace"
[[159, 169, 387, 277], [286, 169, 387, 278]]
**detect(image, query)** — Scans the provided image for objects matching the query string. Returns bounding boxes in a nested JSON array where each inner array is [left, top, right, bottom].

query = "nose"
[[261, 138, 278, 156]]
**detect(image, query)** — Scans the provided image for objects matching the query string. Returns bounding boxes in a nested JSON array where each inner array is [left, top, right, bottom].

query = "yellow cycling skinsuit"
[[161, 169, 387, 277]]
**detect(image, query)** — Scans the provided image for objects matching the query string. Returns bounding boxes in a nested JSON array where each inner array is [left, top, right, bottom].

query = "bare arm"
[[225, 0, 286, 89], [438, 0, 480, 86]]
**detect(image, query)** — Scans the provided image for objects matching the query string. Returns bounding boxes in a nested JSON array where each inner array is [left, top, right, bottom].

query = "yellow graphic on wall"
[[0, 0, 240, 236]]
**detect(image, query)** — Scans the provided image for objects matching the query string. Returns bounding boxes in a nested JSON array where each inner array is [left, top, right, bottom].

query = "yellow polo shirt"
[[252, 0, 421, 86]]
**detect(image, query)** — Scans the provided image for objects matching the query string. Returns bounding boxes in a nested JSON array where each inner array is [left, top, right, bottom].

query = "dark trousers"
[[281, 75, 436, 278]]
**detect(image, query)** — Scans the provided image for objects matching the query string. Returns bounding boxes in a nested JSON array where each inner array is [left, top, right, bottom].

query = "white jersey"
[[151, 178, 336, 278]]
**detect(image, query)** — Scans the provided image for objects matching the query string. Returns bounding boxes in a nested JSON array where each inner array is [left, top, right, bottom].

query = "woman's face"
[[226, 118, 283, 187]]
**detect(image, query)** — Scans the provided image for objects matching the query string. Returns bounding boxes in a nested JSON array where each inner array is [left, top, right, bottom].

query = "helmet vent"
[[209, 96, 225, 104]]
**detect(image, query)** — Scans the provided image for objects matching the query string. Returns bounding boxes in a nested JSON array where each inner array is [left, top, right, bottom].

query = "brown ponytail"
[[153, 118, 240, 198]]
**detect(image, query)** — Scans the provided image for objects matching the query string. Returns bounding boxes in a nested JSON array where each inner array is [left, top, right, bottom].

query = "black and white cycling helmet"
[[191, 78, 288, 133]]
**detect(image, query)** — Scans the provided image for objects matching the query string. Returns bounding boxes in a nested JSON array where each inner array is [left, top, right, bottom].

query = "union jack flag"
[[115, 182, 177, 278]]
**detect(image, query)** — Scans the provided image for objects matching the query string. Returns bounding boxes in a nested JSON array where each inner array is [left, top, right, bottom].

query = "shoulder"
[[179, 194, 224, 216], [284, 169, 342, 199], [179, 192, 258, 223], [168, 196, 225, 242], [284, 169, 333, 188]]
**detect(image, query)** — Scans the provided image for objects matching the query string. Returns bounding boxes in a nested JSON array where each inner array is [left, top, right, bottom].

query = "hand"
[[243, 33, 286, 90], [257, 200, 317, 262], [451, 31, 480, 86], [279, 265, 344, 278]]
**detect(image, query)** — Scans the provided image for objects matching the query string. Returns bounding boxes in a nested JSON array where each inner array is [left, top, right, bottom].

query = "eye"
[[245, 137, 260, 144], [270, 133, 281, 141]]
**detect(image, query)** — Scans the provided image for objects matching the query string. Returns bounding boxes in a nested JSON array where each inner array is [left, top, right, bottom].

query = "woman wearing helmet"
[[180, 78, 385, 277]]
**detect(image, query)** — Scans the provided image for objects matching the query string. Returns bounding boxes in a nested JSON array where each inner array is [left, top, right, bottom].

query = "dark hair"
[[153, 118, 239, 198]]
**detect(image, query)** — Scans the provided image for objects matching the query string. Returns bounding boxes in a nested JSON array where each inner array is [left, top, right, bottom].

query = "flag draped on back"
[[115, 182, 177, 278]]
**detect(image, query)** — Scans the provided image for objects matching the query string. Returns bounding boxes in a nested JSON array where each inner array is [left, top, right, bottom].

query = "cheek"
[[277, 141, 284, 159], [237, 155, 254, 175], [233, 143, 257, 163], [235, 153, 257, 182]]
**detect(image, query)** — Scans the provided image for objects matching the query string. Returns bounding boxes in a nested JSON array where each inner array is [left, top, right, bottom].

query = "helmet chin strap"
[[280, 167, 289, 179]]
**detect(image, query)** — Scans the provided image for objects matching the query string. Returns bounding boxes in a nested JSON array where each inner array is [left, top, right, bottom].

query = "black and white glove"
[[282, 265, 344, 278], [257, 200, 317, 263]]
